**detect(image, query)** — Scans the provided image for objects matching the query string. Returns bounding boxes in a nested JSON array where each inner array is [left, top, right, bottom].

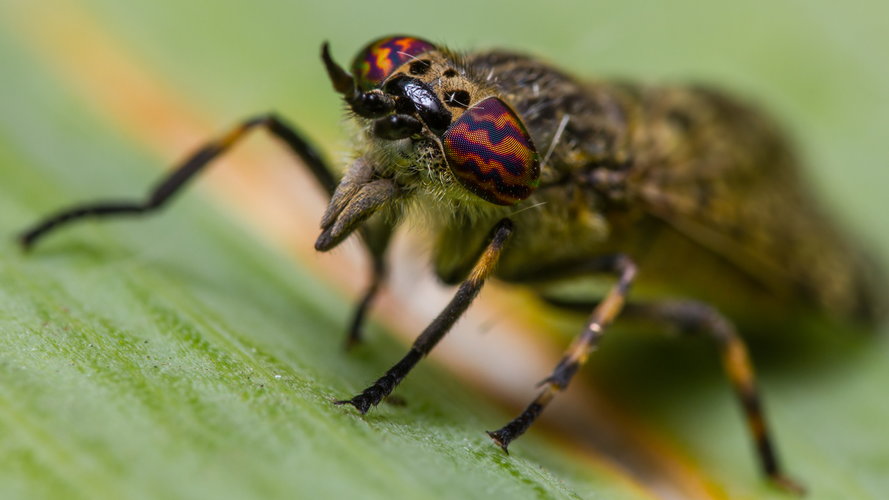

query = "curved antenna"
[[320, 42, 394, 118], [321, 42, 355, 96]]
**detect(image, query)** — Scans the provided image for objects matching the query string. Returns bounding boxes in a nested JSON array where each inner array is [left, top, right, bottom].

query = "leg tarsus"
[[771, 475, 806, 496], [19, 202, 150, 250], [487, 396, 550, 453], [485, 430, 511, 454], [335, 349, 423, 413]]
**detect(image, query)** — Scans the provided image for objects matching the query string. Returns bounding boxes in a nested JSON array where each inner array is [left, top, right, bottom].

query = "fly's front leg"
[[18, 113, 390, 346], [20, 114, 333, 248], [487, 254, 637, 451], [335, 218, 514, 412]]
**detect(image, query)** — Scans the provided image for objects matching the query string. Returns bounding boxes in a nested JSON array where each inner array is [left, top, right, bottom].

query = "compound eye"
[[442, 97, 540, 205], [351, 36, 436, 91]]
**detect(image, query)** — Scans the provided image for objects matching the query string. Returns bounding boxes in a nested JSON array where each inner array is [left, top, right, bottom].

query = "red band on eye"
[[351, 36, 436, 90], [442, 97, 540, 205]]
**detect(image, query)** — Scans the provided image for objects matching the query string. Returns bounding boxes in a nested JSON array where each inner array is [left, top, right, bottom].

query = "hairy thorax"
[[333, 43, 884, 323]]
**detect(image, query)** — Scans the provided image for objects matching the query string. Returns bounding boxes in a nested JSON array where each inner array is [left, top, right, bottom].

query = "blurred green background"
[[1, 1, 887, 499]]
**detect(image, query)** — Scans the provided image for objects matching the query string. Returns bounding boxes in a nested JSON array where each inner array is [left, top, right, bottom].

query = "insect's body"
[[21, 35, 886, 494], [353, 47, 885, 327]]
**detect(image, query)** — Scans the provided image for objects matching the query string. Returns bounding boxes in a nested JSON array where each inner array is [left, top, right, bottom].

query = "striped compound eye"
[[351, 36, 436, 91], [442, 97, 540, 205]]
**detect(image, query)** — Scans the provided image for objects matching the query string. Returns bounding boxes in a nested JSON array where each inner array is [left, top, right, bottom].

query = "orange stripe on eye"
[[395, 38, 413, 53], [373, 48, 394, 78], [351, 36, 436, 90], [472, 112, 526, 130]]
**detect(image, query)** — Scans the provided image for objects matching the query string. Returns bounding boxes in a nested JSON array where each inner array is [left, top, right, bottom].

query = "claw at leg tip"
[[343, 335, 361, 351], [332, 398, 355, 409], [17, 235, 33, 252], [486, 430, 510, 454], [772, 475, 806, 496], [333, 397, 369, 415]]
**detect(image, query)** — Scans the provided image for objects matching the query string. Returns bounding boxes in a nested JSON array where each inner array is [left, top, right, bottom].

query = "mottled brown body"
[[432, 50, 886, 327]]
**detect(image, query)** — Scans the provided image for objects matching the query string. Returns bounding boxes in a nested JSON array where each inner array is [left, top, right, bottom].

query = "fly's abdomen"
[[623, 85, 888, 326]]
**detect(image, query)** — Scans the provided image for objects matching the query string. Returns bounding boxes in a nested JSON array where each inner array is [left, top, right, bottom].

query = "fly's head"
[[315, 36, 540, 251]]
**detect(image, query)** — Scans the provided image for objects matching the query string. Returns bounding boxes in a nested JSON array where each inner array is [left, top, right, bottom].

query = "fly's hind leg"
[[541, 296, 804, 494], [18, 113, 391, 346]]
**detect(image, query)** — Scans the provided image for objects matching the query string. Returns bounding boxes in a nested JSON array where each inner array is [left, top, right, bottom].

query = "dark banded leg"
[[622, 301, 804, 494], [345, 220, 392, 349], [487, 254, 636, 450], [335, 218, 513, 412], [539, 297, 804, 494], [18, 113, 390, 346], [19, 113, 335, 249]]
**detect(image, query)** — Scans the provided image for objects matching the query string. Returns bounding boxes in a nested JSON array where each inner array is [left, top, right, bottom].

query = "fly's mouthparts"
[[316, 157, 399, 252]]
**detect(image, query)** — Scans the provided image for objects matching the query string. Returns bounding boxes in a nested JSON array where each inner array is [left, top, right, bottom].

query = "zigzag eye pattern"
[[351, 36, 436, 91], [442, 97, 540, 205]]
